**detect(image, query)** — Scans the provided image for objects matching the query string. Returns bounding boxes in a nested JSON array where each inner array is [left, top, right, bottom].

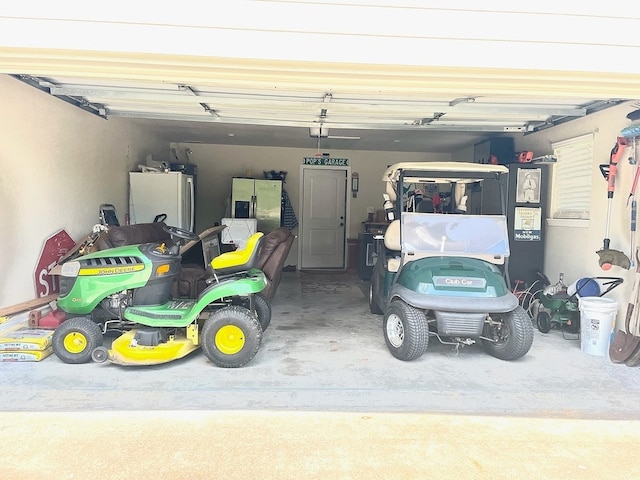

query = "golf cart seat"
[[211, 232, 264, 275], [384, 220, 402, 273]]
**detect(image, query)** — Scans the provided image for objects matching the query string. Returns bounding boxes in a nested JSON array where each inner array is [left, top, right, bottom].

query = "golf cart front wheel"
[[383, 300, 429, 361], [201, 306, 262, 368], [52, 317, 103, 364], [482, 306, 534, 361]]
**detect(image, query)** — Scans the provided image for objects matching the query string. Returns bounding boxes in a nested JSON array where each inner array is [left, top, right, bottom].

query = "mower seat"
[[211, 232, 264, 275]]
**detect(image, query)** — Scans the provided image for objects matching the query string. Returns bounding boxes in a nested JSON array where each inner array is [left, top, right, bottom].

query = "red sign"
[[35, 230, 76, 298]]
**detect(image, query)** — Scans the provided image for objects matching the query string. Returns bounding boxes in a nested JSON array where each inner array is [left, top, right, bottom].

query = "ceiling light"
[[449, 97, 476, 106], [310, 125, 328, 137]]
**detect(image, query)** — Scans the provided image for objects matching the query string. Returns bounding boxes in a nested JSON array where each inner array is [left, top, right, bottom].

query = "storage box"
[[220, 218, 257, 246], [0, 347, 53, 362], [0, 328, 54, 351]]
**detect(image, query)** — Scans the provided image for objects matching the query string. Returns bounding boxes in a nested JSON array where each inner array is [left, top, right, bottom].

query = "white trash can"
[[578, 297, 618, 356]]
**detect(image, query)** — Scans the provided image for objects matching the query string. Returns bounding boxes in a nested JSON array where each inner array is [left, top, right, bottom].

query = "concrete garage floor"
[[3, 271, 640, 479]]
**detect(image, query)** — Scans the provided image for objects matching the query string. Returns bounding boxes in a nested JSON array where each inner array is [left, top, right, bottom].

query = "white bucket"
[[578, 297, 618, 356]]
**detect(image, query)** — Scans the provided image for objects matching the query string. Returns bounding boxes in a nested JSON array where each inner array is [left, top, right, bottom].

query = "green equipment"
[[53, 226, 269, 368], [369, 162, 534, 361]]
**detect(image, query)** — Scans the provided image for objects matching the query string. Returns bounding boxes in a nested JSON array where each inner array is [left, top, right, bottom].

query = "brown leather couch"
[[93, 222, 173, 251], [256, 227, 295, 301]]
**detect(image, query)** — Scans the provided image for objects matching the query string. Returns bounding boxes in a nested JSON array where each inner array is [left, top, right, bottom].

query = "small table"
[[362, 222, 389, 234]]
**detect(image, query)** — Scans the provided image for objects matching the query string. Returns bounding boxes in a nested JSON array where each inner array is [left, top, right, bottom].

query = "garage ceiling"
[[2, 3, 639, 153], [12, 72, 625, 153]]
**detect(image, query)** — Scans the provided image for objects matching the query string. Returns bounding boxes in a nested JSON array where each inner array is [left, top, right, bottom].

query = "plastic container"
[[567, 278, 601, 297], [578, 297, 618, 356]]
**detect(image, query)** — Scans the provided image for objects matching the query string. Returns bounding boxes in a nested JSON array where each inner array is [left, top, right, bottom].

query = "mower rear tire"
[[253, 293, 271, 331], [233, 293, 271, 331], [482, 306, 534, 361], [201, 306, 262, 368], [52, 317, 103, 364]]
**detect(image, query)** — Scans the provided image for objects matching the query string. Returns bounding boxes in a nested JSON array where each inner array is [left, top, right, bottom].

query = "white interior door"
[[299, 167, 347, 269]]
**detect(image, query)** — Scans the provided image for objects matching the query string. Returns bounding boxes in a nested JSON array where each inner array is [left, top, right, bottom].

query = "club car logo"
[[433, 276, 486, 288]]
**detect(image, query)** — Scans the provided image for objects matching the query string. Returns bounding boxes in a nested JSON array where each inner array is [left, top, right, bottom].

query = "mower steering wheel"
[[164, 225, 199, 242]]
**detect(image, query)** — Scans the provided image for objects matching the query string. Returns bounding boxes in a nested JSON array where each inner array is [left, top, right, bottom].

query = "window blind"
[[551, 133, 594, 219]]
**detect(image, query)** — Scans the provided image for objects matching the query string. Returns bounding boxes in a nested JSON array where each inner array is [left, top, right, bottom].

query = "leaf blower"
[[597, 136, 631, 270]]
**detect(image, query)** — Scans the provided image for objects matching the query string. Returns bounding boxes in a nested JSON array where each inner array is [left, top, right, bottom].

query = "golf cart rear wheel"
[[383, 300, 429, 361], [201, 306, 262, 368], [481, 306, 534, 361], [369, 277, 383, 315], [536, 311, 552, 333], [52, 317, 103, 364]]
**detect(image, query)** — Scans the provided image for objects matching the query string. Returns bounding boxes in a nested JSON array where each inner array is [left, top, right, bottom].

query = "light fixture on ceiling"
[[309, 125, 360, 140], [309, 125, 328, 138], [449, 96, 477, 106]]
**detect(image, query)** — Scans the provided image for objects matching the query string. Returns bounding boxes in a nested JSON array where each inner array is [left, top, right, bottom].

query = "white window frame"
[[550, 133, 594, 221]]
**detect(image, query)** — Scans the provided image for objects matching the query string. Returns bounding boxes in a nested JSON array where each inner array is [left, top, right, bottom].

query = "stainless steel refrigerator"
[[129, 171, 195, 231], [231, 178, 282, 233]]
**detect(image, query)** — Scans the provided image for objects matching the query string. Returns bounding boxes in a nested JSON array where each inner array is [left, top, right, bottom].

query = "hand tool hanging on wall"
[[627, 140, 639, 268], [597, 136, 631, 270], [610, 248, 640, 363]]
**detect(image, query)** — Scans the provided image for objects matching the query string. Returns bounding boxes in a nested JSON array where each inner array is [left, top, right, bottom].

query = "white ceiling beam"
[[3, 50, 638, 100], [1, 3, 639, 73]]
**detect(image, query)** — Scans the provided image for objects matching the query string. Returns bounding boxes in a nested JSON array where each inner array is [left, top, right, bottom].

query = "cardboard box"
[[0, 328, 54, 351], [220, 218, 257, 246]]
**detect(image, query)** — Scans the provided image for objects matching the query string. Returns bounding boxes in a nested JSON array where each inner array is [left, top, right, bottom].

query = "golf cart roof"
[[383, 162, 509, 184]]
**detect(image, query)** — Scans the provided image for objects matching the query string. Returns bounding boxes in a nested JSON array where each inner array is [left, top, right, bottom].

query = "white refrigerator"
[[129, 171, 195, 231]]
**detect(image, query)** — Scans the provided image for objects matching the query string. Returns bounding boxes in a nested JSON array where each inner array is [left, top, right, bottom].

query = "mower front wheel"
[[52, 317, 103, 364], [201, 306, 262, 368]]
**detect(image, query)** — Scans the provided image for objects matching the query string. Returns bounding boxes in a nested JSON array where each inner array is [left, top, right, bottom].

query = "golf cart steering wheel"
[[164, 225, 199, 242]]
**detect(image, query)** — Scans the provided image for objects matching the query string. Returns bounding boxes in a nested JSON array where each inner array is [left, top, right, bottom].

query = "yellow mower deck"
[[108, 326, 199, 366]]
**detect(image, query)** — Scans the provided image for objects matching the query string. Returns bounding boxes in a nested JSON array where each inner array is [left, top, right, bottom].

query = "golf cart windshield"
[[401, 212, 510, 257]]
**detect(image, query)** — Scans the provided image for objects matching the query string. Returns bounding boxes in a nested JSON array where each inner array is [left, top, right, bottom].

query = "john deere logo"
[[79, 265, 144, 276]]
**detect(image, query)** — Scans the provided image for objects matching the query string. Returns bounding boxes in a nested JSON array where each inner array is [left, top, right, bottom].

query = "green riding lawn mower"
[[53, 226, 270, 368], [369, 162, 534, 361]]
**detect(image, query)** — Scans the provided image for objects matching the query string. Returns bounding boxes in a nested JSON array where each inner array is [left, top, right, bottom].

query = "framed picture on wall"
[[516, 168, 541, 204]]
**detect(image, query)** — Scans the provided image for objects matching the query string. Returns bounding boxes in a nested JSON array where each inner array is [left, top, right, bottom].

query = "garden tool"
[[610, 249, 640, 363], [597, 136, 630, 270], [628, 141, 639, 267]]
